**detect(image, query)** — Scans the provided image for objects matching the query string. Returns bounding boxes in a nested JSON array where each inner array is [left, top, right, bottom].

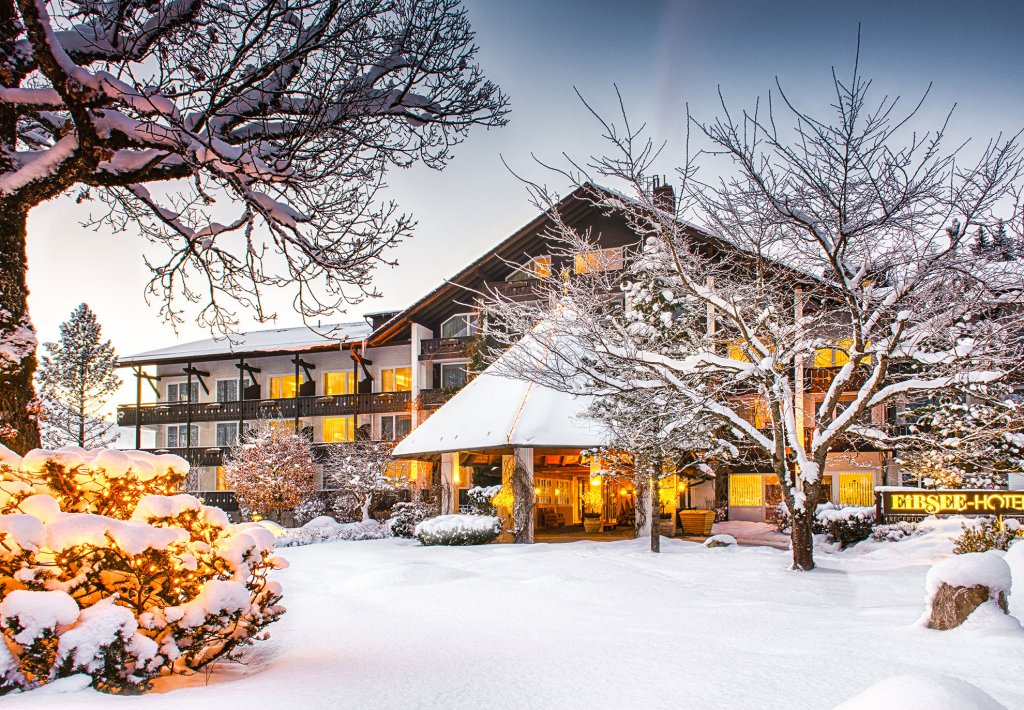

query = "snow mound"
[[833, 673, 1007, 710], [817, 505, 874, 523], [704, 534, 737, 548], [1004, 541, 1024, 618], [925, 551, 1011, 598], [415, 514, 501, 546], [276, 519, 386, 547]]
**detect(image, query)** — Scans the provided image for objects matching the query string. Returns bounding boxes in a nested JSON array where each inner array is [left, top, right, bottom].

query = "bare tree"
[[487, 51, 1023, 570], [0, 0, 509, 453], [322, 439, 404, 521]]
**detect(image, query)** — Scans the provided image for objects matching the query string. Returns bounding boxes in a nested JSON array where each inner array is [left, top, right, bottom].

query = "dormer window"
[[440, 313, 476, 338], [508, 255, 551, 282], [574, 247, 623, 274]]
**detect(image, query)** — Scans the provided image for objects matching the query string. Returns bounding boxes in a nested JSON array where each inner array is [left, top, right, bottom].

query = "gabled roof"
[[119, 322, 371, 367], [393, 326, 605, 458]]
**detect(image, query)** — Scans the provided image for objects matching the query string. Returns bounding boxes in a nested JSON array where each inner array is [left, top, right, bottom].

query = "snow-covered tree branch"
[[0, 0, 509, 452]]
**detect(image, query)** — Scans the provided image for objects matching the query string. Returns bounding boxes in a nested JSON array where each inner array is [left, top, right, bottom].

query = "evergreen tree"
[[37, 305, 121, 449], [993, 220, 1016, 261], [971, 226, 991, 256]]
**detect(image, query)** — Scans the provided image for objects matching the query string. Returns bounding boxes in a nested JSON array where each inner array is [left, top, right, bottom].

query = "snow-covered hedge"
[[816, 505, 876, 548], [386, 502, 432, 539], [0, 446, 286, 695], [870, 521, 928, 543], [274, 517, 386, 547], [415, 514, 501, 546]]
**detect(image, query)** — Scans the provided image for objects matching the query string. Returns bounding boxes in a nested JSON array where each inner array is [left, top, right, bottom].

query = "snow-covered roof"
[[393, 329, 605, 458], [120, 321, 371, 366]]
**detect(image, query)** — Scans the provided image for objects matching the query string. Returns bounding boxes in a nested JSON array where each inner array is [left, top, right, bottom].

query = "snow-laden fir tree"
[[0, 0, 509, 453], [322, 440, 406, 522], [224, 420, 319, 523], [36, 304, 120, 449], [485, 46, 1024, 570], [895, 388, 1024, 489]]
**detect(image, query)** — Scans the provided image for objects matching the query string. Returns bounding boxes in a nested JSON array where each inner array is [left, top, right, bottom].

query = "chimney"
[[651, 175, 675, 213]]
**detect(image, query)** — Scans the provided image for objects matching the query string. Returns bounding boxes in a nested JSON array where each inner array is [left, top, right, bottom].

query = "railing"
[[419, 336, 473, 360], [196, 490, 239, 512], [149, 447, 227, 467], [118, 391, 411, 426], [418, 387, 461, 407], [484, 279, 542, 302]]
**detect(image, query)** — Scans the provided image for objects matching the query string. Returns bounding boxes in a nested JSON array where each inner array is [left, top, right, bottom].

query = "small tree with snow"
[[0, 0, 509, 454], [36, 304, 120, 449], [224, 420, 319, 523], [895, 389, 1024, 489], [323, 440, 405, 522]]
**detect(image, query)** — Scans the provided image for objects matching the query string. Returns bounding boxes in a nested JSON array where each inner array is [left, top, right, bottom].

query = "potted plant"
[[582, 490, 603, 533]]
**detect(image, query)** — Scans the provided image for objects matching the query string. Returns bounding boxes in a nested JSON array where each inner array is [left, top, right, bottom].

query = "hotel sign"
[[879, 489, 1024, 517]]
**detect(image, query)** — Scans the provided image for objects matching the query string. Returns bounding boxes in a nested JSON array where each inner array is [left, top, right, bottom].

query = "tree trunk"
[[790, 509, 815, 571], [649, 475, 660, 553], [0, 201, 40, 454], [511, 448, 534, 544], [361, 495, 372, 522], [634, 474, 650, 540]]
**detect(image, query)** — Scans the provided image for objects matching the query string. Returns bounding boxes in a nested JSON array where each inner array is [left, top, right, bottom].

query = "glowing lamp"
[[453, 470, 461, 485], [555, 488, 560, 496]]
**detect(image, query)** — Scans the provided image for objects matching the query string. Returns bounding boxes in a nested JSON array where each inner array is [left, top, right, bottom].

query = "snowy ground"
[[8, 523, 1024, 710]]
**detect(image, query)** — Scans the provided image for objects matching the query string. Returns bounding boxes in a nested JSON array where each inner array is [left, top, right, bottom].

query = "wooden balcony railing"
[[418, 387, 461, 407], [419, 336, 474, 360], [484, 279, 542, 302], [118, 391, 412, 427]]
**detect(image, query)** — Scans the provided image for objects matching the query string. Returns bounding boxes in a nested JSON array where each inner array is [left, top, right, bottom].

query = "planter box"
[[582, 516, 602, 533], [678, 509, 715, 536]]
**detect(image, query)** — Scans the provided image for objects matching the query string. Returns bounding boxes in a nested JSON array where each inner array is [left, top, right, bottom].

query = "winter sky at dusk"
[[26, 0, 1024, 363]]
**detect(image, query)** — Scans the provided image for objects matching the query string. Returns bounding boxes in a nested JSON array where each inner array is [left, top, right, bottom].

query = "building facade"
[[117, 186, 897, 526]]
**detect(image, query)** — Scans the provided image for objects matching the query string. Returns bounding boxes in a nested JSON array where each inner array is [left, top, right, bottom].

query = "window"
[[574, 247, 623, 274], [323, 416, 356, 443], [440, 363, 468, 390], [166, 382, 199, 402], [166, 424, 199, 448], [838, 473, 874, 506], [215, 422, 239, 447], [380, 367, 412, 392], [729, 474, 763, 508], [269, 375, 299, 399], [381, 415, 412, 441], [440, 314, 475, 339], [323, 371, 356, 396], [510, 255, 551, 281], [215, 380, 238, 402]]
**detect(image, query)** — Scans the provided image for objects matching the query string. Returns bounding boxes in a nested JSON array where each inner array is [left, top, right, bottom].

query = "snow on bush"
[[386, 502, 433, 539], [870, 521, 928, 542], [954, 516, 1024, 554], [834, 673, 1008, 710], [415, 515, 501, 546], [0, 445, 286, 695], [274, 518, 387, 547], [815, 505, 876, 548], [465, 485, 501, 515]]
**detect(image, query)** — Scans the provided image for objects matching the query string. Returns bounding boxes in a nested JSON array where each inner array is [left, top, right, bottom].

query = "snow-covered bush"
[[953, 516, 1024, 554], [387, 502, 433, 539], [465, 485, 501, 515], [0, 446, 286, 695], [322, 441, 406, 522], [704, 534, 737, 549], [816, 506, 876, 548], [275, 518, 386, 547], [415, 515, 501, 546], [870, 521, 928, 543]]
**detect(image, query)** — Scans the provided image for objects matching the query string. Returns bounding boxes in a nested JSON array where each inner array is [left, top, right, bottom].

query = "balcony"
[[419, 336, 474, 361], [484, 279, 542, 302], [118, 391, 412, 427], [418, 387, 461, 408]]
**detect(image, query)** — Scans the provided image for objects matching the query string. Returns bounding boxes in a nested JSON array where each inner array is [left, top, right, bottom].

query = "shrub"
[[275, 518, 386, 547], [816, 505, 876, 548], [870, 521, 927, 542], [415, 514, 500, 546], [0, 446, 285, 695], [465, 485, 501, 516], [387, 502, 433, 539], [953, 516, 1024, 554]]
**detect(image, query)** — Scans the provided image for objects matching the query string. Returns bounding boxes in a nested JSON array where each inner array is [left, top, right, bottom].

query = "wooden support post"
[[134, 367, 142, 449]]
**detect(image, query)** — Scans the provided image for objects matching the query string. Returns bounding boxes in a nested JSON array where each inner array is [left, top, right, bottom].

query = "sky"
[[25, 0, 1024, 394]]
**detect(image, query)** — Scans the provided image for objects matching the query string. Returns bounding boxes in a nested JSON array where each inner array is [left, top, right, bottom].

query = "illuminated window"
[[216, 466, 227, 491], [323, 371, 356, 396], [574, 247, 623, 274], [323, 416, 356, 443], [729, 474, 763, 507], [838, 473, 873, 506], [385, 460, 411, 482], [269, 375, 299, 399], [750, 397, 772, 429], [381, 367, 412, 392], [440, 314, 475, 338], [813, 338, 872, 367]]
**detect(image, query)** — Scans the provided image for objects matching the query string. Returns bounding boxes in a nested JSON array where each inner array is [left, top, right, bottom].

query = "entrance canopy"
[[393, 334, 606, 458]]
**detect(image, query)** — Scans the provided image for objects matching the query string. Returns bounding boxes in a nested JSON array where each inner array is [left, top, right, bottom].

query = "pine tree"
[[971, 226, 991, 256], [37, 305, 121, 449], [993, 220, 1016, 261]]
